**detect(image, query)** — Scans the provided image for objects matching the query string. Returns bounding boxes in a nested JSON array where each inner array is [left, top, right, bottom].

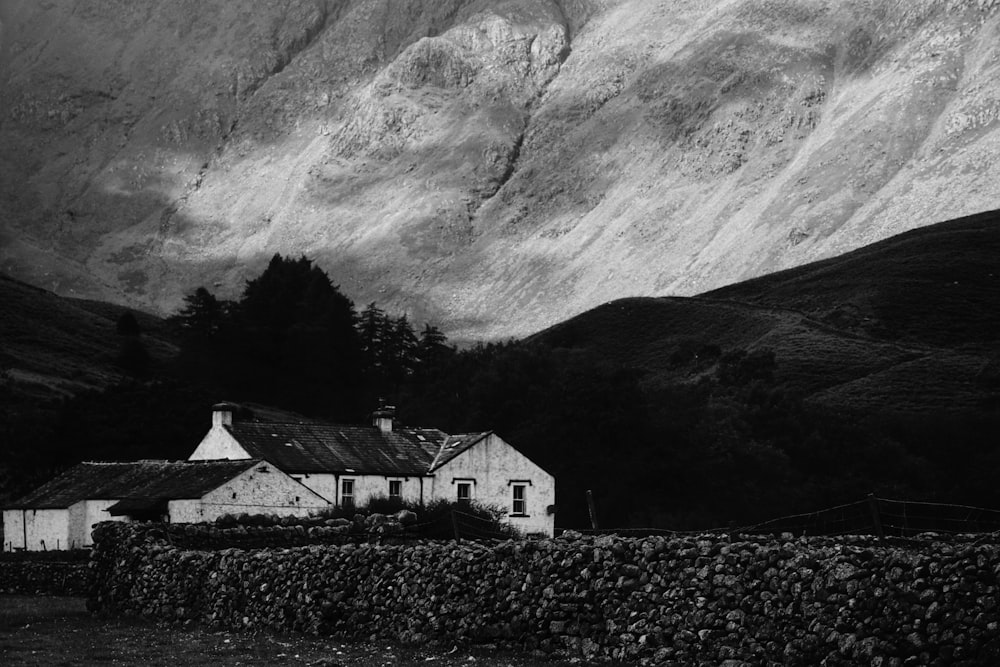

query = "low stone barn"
[[3, 459, 327, 551], [189, 403, 556, 536]]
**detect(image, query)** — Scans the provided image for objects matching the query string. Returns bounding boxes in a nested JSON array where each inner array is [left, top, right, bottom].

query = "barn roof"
[[218, 408, 492, 476], [5, 460, 260, 510]]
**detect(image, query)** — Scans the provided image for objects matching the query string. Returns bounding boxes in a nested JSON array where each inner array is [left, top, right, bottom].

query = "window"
[[512, 484, 527, 516], [457, 482, 471, 504], [389, 480, 402, 499], [341, 479, 355, 509]]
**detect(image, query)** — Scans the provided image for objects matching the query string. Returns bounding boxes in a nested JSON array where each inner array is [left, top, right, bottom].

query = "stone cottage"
[[3, 459, 327, 551], [189, 403, 556, 536]]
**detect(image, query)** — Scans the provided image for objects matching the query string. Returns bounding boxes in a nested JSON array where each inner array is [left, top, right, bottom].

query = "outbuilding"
[[3, 459, 327, 551]]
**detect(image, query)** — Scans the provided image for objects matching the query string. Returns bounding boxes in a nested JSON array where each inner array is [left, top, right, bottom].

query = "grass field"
[[0, 596, 566, 667]]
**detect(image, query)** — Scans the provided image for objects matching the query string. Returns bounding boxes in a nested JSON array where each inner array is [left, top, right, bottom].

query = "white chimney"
[[373, 405, 396, 433], [212, 402, 237, 427]]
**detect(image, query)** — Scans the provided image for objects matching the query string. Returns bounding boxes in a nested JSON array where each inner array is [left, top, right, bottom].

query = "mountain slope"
[[2, 0, 1000, 339], [529, 212, 1000, 416], [703, 207, 1000, 349]]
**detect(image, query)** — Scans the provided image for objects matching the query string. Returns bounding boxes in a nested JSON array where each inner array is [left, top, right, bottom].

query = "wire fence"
[[399, 508, 516, 542], [568, 495, 1000, 541], [745, 495, 1000, 538]]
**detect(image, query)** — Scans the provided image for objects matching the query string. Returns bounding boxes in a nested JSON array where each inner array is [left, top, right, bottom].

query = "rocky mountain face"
[[2, 0, 1000, 340]]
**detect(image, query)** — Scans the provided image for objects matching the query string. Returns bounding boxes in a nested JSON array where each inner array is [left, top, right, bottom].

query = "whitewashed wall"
[[69, 500, 125, 548], [283, 472, 426, 509], [168, 461, 329, 522], [2, 508, 70, 551], [292, 473, 338, 504], [168, 499, 206, 524], [431, 434, 555, 536], [324, 474, 428, 509], [188, 422, 251, 461], [2, 510, 25, 551]]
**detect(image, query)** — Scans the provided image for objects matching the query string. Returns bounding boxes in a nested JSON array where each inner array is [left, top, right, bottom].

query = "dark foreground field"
[[0, 596, 566, 667]]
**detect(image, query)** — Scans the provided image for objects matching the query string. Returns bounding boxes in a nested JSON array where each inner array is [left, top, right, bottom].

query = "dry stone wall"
[[89, 523, 1000, 665], [115, 515, 404, 551], [0, 559, 90, 595]]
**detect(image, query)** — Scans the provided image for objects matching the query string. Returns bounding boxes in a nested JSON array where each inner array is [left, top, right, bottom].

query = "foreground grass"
[[0, 596, 567, 667]]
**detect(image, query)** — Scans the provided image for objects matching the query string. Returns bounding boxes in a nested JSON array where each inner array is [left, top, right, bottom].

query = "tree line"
[[170, 254, 452, 421]]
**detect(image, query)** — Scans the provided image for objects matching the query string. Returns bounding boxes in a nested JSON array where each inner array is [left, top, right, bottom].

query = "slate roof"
[[429, 432, 492, 472], [104, 460, 266, 516], [5, 460, 260, 510], [220, 412, 491, 476], [226, 421, 449, 475]]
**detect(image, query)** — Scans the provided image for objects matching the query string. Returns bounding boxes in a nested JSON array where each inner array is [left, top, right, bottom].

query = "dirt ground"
[[0, 596, 574, 667]]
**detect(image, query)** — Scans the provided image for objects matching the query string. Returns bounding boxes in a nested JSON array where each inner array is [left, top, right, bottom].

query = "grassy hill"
[[703, 209, 1000, 351], [0, 273, 178, 401], [527, 211, 1000, 418]]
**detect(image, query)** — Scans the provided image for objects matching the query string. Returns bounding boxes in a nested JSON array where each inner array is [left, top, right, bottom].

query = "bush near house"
[[213, 497, 517, 542]]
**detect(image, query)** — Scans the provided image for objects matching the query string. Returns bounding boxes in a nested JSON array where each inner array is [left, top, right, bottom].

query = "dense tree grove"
[[3, 253, 999, 531]]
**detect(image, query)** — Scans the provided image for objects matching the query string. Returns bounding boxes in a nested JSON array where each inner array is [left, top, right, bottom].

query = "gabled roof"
[[429, 432, 492, 472], [215, 407, 495, 476], [5, 460, 260, 510], [104, 460, 266, 515], [225, 420, 452, 475]]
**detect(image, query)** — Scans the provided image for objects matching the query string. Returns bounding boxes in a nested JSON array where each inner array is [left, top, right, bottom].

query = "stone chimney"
[[212, 402, 238, 427], [373, 404, 396, 433]]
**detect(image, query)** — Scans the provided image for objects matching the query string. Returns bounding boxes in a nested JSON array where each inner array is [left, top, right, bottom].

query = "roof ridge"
[[234, 418, 377, 428]]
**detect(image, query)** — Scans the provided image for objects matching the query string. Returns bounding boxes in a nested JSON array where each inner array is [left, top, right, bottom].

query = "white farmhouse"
[[3, 459, 327, 551], [189, 403, 556, 536]]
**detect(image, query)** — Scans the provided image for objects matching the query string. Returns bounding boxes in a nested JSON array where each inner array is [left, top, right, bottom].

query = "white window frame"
[[457, 482, 472, 503], [341, 478, 355, 509], [388, 479, 402, 499], [511, 483, 527, 516]]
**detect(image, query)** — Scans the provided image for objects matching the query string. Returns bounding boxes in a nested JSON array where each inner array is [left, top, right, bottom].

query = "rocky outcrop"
[[3, 0, 1000, 339]]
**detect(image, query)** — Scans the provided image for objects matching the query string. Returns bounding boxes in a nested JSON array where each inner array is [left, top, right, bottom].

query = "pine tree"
[[358, 302, 389, 370], [389, 315, 419, 382], [417, 323, 451, 366], [234, 254, 362, 419], [173, 287, 224, 338]]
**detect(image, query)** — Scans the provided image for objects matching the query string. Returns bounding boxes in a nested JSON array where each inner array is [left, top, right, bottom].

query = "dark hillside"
[[702, 209, 1000, 350], [457, 213, 1000, 527], [526, 294, 994, 419], [0, 273, 178, 400], [527, 211, 1000, 417]]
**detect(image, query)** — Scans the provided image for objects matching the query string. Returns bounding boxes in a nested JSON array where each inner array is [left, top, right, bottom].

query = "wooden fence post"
[[867, 493, 885, 540], [586, 490, 599, 531], [451, 510, 461, 541]]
